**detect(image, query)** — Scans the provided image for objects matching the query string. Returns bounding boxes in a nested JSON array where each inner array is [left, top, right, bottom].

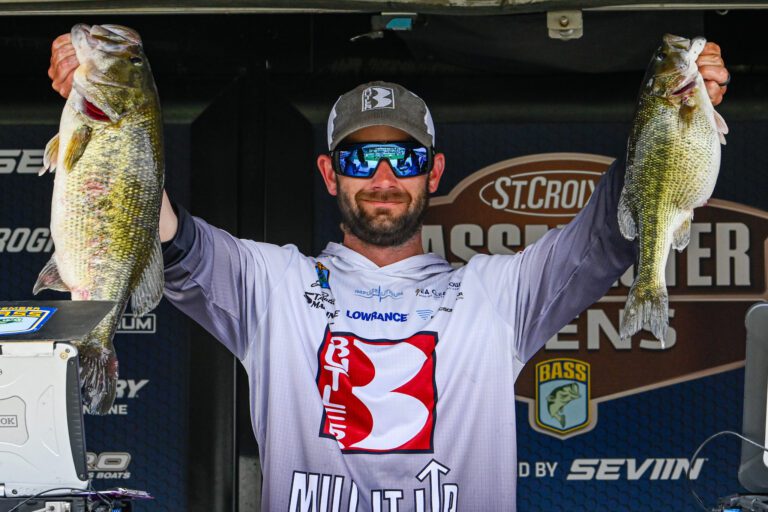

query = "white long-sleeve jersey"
[[163, 160, 635, 511]]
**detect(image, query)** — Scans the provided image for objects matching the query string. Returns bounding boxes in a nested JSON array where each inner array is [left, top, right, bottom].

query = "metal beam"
[[0, 0, 766, 15]]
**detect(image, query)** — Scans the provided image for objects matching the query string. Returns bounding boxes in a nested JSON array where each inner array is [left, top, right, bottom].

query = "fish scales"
[[36, 24, 164, 414], [618, 34, 726, 345]]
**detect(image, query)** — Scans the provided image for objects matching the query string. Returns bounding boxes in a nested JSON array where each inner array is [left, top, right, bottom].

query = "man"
[[50, 32, 729, 510]]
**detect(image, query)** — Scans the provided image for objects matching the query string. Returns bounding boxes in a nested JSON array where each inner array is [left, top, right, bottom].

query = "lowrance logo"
[[478, 170, 599, 217], [0, 150, 43, 174], [0, 228, 53, 253], [117, 314, 156, 334]]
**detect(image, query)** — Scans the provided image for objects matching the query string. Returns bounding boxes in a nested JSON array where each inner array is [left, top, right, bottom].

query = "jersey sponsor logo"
[[0, 149, 44, 174], [304, 291, 335, 310], [354, 286, 404, 301], [345, 310, 408, 322], [362, 86, 395, 111], [289, 459, 458, 512], [313, 262, 331, 289], [533, 358, 592, 438], [316, 329, 438, 453], [415, 288, 445, 299], [416, 309, 433, 320]]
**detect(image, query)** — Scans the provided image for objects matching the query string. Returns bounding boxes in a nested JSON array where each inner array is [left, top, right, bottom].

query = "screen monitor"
[[739, 303, 768, 492]]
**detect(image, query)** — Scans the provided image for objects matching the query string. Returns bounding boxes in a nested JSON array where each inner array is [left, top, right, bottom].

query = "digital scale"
[[0, 301, 149, 511]]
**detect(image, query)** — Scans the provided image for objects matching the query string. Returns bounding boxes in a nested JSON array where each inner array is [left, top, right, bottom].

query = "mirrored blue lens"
[[335, 143, 431, 178]]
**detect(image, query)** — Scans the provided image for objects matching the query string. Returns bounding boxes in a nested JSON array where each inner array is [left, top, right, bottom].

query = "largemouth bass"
[[34, 24, 164, 414], [618, 34, 727, 345], [546, 383, 580, 428]]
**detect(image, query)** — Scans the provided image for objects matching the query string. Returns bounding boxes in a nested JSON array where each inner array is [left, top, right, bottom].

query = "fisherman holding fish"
[[48, 30, 729, 510]]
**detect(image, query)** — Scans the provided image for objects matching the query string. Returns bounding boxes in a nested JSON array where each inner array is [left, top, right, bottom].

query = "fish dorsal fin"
[[714, 110, 729, 145], [33, 254, 69, 294], [64, 125, 92, 172], [40, 134, 60, 175], [130, 236, 164, 317]]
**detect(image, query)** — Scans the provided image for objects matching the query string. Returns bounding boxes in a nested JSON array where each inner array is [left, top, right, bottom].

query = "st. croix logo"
[[534, 358, 594, 439]]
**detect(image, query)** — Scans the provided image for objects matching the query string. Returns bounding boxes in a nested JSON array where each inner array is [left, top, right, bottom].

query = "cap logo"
[[362, 86, 395, 111]]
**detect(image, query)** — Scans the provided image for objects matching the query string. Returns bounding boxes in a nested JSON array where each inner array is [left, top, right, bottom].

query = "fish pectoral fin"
[[40, 134, 60, 175], [130, 236, 164, 317], [617, 191, 637, 240], [714, 110, 728, 145], [63, 125, 92, 172], [33, 254, 69, 294], [672, 213, 693, 251], [714, 110, 729, 134]]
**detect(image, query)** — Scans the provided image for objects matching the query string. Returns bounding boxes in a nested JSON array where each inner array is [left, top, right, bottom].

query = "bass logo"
[[534, 358, 594, 439], [316, 329, 438, 453]]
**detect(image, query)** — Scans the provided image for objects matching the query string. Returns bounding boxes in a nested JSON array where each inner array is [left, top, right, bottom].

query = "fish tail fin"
[[617, 192, 637, 241], [77, 339, 118, 415], [620, 283, 669, 346]]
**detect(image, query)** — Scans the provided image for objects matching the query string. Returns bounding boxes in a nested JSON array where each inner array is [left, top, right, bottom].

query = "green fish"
[[34, 24, 164, 414], [618, 34, 727, 345], [546, 383, 581, 428]]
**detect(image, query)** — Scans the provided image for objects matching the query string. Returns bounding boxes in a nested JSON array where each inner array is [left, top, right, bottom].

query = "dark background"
[[0, 9, 767, 511]]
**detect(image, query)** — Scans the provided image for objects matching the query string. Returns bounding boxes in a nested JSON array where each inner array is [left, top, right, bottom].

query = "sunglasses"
[[332, 141, 434, 178]]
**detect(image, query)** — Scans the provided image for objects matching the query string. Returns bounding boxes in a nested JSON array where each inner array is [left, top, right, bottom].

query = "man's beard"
[[337, 183, 429, 247]]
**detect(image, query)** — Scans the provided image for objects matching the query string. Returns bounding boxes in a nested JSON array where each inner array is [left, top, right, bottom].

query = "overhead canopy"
[[0, 0, 767, 15]]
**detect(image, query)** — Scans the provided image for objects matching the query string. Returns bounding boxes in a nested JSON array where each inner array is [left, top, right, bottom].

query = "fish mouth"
[[82, 98, 111, 122], [70, 24, 125, 123], [71, 77, 121, 123], [672, 80, 696, 96]]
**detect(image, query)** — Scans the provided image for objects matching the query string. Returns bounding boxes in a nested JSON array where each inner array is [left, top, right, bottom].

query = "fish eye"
[[129, 57, 143, 65], [656, 51, 666, 61]]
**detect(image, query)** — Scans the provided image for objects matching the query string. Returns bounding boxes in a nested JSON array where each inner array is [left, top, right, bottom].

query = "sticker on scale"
[[0, 306, 56, 336]]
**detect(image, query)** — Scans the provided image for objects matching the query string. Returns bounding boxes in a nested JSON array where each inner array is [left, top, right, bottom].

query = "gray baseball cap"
[[326, 81, 436, 150]]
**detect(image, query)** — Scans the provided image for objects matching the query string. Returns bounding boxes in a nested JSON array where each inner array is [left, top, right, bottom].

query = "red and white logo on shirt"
[[316, 329, 438, 453]]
